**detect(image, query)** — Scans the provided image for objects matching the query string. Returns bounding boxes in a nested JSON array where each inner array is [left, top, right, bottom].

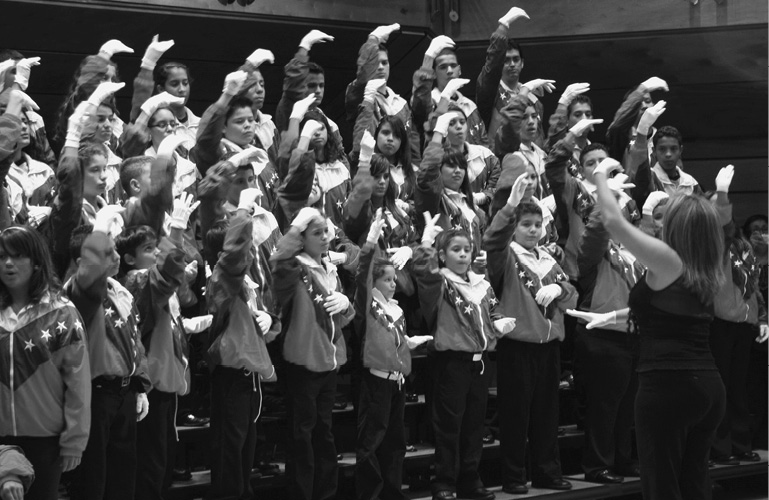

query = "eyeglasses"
[[149, 121, 179, 130]]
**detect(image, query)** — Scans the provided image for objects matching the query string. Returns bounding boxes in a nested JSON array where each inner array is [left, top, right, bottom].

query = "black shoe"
[[734, 451, 761, 462], [457, 487, 495, 500], [585, 469, 624, 484], [532, 478, 572, 490], [711, 455, 739, 466], [614, 465, 641, 477], [172, 467, 192, 482], [433, 491, 456, 500], [178, 413, 210, 427], [502, 482, 529, 494], [405, 392, 419, 403], [482, 432, 495, 444]]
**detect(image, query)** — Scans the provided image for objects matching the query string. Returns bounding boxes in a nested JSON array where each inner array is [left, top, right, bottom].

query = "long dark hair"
[[300, 109, 344, 165], [374, 115, 415, 199], [0, 226, 61, 308], [369, 154, 413, 233]]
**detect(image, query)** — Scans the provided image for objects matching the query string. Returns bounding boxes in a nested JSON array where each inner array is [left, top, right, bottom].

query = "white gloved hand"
[[7, 89, 39, 113], [558, 82, 590, 107], [421, 211, 443, 246], [566, 309, 617, 330], [642, 191, 669, 216], [359, 130, 376, 165], [93, 205, 126, 236], [256, 310, 273, 334], [493, 317, 517, 335], [300, 119, 324, 140], [440, 77, 470, 101], [184, 260, 198, 283], [291, 207, 323, 232], [157, 133, 189, 159], [473, 192, 487, 205], [569, 118, 603, 137], [370, 23, 400, 43], [141, 35, 175, 70], [300, 30, 334, 51], [136, 393, 150, 422], [425, 35, 455, 59], [246, 48, 275, 68], [474, 250, 487, 268], [140, 91, 185, 118], [324, 291, 350, 315], [364, 78, 387, 102], [406, 335, 433, 349], [223, 70, 249, 96], [507, 172, 530, 208], [522, 78, 556, 96], [238, 187, 263, 212], [499, 6, 529, 27], [636, 100, 666, 136], [366, 209, 386, 245], [606, 173, 635, 193], [87, 81, 126, 108], [387, 246, 413, 270], [534, 283, 562, 307], [65, 102, 93, 149], [98, 39, 134, 59], [182, 314, 213, 334], [168, 192, 200, 230], [13, 56, 41, 91], [593, 157, 622, 179], [640, 76, 669, 93], [756, 324, 769, 343], [395, 198, 411, 214], [230, 146, 268, 167], [433, 111, 461, 136], [327, 251, 347, 265], [715, 164, 735, 193], [290, 94, 318, 120]]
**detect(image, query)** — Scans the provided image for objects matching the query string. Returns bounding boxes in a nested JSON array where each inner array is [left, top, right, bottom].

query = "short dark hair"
[[506, 39, 523, 58], [0, 49, 23, 62], [579, 142, 608, 166], [225, 96, 254, 122], [308, 62, 325, 76], [743, 214, 768, 239], [120, 156, 153, 194], [115, 225, 157, 277], [0, 225, 61, 308], [372, 257, 394, 281], [69, 224, 94, 261], [513, 201, 543, 226], [78, 142, 108, 169], [435, 228, 472, 260], [653, 125, 683, 148], [153, 62, 192, 90], [204, 218, 230, 263], [567, 95, 592, 117]]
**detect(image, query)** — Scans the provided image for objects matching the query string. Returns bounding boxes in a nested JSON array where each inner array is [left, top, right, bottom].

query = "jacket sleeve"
[[47, 146, 83, 278], [544, 137, 579, 242], [353, 242, 376, 335], [269, 226, 305, 309], [410, 66, 435, 138], [483, 203, 515, 294], [415, 140, 444, 228], [493, 95, 526, 158], [0, 445, 35, 492], [190, 100, 227, 176], [123, 154, 174, 236], [0, 114, 21, 230], [210, 210, 254, 314], [344, 36, 380, 123], [576, 206, 608, 293], [351, 99, 379, 156], [117, 121, 150, 160], [544, 103, 569, 153], [476, 26, 508, 128], [482, 153, 502, 201], [276, 49, 309, 133], [276, 145, 316, 228], [411, 245, 443, 332], [130, 67, 155, 123], [606, 85, 645, 163], [341, 150, 374, 244], [68, 231, 112, 327]]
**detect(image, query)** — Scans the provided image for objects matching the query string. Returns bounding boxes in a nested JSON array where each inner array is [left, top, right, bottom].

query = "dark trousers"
[[710, 318, 755, 457], [284, 363, 338, 500], [355, 371, 408, 500], [431, 351, 488, 494], [635, 370, 725, 500], [575, 327, 638, 474], [0, 435, 61, 500], [497, 339, 562, 485], [70, 380, 138, 500], [208, 366, 261, 500], [136, 389, 176, 499]]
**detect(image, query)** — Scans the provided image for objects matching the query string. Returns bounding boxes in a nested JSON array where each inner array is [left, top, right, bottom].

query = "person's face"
[[106, 238, 121, 277], [748, 219, 769, 238], [523, 165, 538, 199], [640, 92, 653, 112], [652, 203, 667, 231], [654, 136, 683, 171], [301, 219, 330, 258], [439, 236, 472, 276], [376, 122, 402, 158], [309, 121, 328, 149], [446, 113, 468, 147], [224, 106, 255, 147], [127, 238, 160, 271], [105, 64, 117, 83], [514, 213, 543, 250], [162, 67, 190, 105], [434, 53, 460, 90], [568, 102, 593, 129], [19, 113, 30, 148], [0, 244, 33, 294], [308, 174, 322, 205], [440, 162, 465, 192], [306, 72, 325, 105], [374, 266, 397, 300], [148, 109, 178, 148], [520, 105, 539, 143], [502, 48, 523, 84], [83, 154, 108, 200], [580, 149, 608, 183], [227, 167, 257, 206], [375, 50, 390, 81], [245, 70, 265, 111], [129, 163, 152, 197], [373, 172, 389, 198], [90, 105, 114, 143]]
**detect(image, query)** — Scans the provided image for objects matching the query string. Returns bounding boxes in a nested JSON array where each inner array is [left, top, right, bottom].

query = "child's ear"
[[438, 248, 446, 264], [129, 178, 141, 195]]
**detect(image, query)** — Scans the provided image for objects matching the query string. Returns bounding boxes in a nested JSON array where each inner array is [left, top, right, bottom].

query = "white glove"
[[366, 209, 385, 245], [406, 335, 433, 349], [359, 130, 376, 165], [493, 317, 517, 335], [715, 164, 735, 193], [636, 100, 666, 136], [157, 133, 189, 159], [593, 157, 622, 179], [566, 309, 617, 330], [256, 310, 273, 334], [473, 192, 487, 205], [238, 187, 263, 212], [756, 324, 769, 343], [474, 250, 487, 268], [507, 172, 530, 208], [168, 192, 200, 230], [606, 173, 635, 193], [246, 48, 275, 68], [141, 35, 175, 70], [7, 89, 39, 113], [433, 111, 460, 136], [300, 119, 324, 140], [290, 94, 317, 120], [535, 283, 562, 307], [300, 30, 334, 51], [395, 199, 411, 214], [93, 205, 126, 236], [425, 35, 455, 59], [136, 393, 150, 422], [364, 78, 387, 102], [140, 91, 185, 118], [522, 78, 556, 95], [387, 246, 413, 270], [87, 81, 126, 108], [184, 260, 198, 283], [569, 118, 603, 137], [370, 23, 400, 43], [558, 82, 590, 107], [65, 102, 93, 149], [328, 251, 347, 265], [98, 39, 134, 59], [499, 7, 529, 27], [13, 57, 41, 91], [642, 191, 669, 216], [440, 77, 470, 101], [230, 146, 267, 167], [324, 291, 350, 315], [182, 314, 213, 334], [421, 211, 443, 246], [223, 70, 249, 96], [291, 207, 323, 232], [640, 76, 669, 93]]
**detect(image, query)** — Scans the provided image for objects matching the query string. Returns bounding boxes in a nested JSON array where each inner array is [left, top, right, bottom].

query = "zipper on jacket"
[[10, 332, 16, 435]]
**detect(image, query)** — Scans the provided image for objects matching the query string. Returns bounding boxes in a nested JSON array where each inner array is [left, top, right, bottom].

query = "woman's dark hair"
[[153, 62, 191, 92], [372, 257, 394, 281], [0, 225, 61, 308], [374, 115, 415, 198], [300, 109, 344, 164], [369, 154, 412, 232], [441, 146, 476, 211], [742, 214, 768, 240], [225, 96, 255, 122], [115, 225, 157, 278]]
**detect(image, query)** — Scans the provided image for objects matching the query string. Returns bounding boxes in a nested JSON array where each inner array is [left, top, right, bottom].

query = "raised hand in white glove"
[[229, 146, 263, 167], [256, 310, 273, 334], [324, 291, 350, 315], [359, 130, 376, 165], [327, 251, 347, 265], [499, 6, 529, 27], [290, 94, 317, 120], [642, 191, 670, 216], [558, 82, 590, 107], [366, 209, 385, 245], [522, 78, 556, 96], [246, 48, 275, 68], [636, 100, 666, 136], [606, 173, 635, 194], [157, 133, 190, 159], [566, 309, 617, 330], [142, 35, 175, 70], [13, 56, 41, 90], [223, 70, 249, 96], [534, 283, 562, 307], [569, 118, 603, 138], [593, 157, 622, 179], [98, 39, 134, 60], [473, 192, 488, 205], [5, 90, 39, 116], [715, 164, 735, 193], [433, 111, 461, 137], [370, 23, 400, 43], [291, 207, 324, 232], [395, 199, 411, 214], [168, 192, 200, 230], [387, 246, 413, 270], [493, 317, 517, 335], [184, 260, 198, 283], [300, 30, 334, 51], [640, 76, 669, 93], [65, 102, 93, 148], [93, 205, 126, 236], [140, 91, 185, 119], [238, 187, 263, 213], [507, 172, 530, 208], [136, 393, 150, 422], [182, 314, 213, 334], [300, 119, 324, 140], [756, 324, 769, 343], [364, 78, 387, 102], [406, 335, 433, 349], [440, 77, 470, 101], [421, 211, 443, 246], [425, 35, 455, 60], [87, 81, 126, 108]]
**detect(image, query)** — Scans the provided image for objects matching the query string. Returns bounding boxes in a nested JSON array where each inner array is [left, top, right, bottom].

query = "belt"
[[370, 368, 405, 388], [93, 375, 132, 390]]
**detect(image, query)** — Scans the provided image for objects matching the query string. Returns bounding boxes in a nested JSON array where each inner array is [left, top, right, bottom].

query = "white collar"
[[372, 288, 402, 321]]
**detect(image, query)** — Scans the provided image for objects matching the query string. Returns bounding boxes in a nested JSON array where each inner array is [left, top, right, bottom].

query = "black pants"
[[284, 363, 338, 500], [635, 370, 725, 500], [431, 351, 488, 494], [355, 371, 408, 500], [497, 339, 562, 486], [208, 366, 261, 500], [0, 435, 60, 500], [136, 389, 177, 499], [70, 379, 138, 500], [709, 318, 755, 457], [575, 327, 638, 474]]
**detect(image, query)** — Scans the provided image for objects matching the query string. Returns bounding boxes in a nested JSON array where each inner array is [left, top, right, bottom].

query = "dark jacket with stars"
[[484, 204, 578, 343], [0, 292, 91, 458], [65, 231, 150, 392]]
